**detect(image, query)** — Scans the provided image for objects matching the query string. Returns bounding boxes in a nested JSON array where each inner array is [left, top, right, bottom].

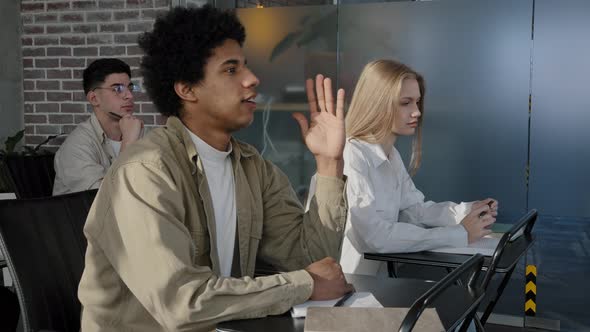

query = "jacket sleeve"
[[91, 161, 314, 331], [345, 153, 468, 253], [256, 160, 347, 272]]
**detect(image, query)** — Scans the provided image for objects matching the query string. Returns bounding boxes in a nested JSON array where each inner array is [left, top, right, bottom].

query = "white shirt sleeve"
[[344, 144, 469, 254]]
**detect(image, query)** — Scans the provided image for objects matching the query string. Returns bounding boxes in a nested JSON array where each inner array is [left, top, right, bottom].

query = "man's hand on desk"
[[461, 204, 496, 244], [305, 257, 354, 301]]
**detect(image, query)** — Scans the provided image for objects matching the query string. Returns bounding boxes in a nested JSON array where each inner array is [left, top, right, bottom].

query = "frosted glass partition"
[[236, 6, 338, 200], [339, 0, 532, 221], [529, 0, 590, 218]]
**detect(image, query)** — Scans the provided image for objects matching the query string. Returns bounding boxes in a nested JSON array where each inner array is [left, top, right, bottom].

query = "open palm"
[[292, 75, 346, 161]]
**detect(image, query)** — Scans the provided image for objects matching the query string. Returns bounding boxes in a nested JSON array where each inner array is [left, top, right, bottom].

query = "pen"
[[108, 111, 123, 120], [334, 291, 355, 307]]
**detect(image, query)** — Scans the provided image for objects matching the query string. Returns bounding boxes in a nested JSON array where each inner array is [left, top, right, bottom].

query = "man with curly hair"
[[78, 5, 352, 332]]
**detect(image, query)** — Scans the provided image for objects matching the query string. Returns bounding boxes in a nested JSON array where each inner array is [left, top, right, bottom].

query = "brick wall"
[[20, 0, 172, 150]]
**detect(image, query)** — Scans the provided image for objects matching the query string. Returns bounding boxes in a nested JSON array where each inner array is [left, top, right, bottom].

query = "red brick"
[[22, 48, 45, 57], [47, 2, 71, 10], [131, 68, 141, 77], [86, 11, 113, 22], [61, 103, 86, 113], [115, 11, 140, 20], [35, 14, 58, 23], [154, 0, 170, 8], [21, 3, 45, 12], [73, 24, 98, 33], [120, 56, 140, 67], [21, 14, 34, 24], [126, 0, 154, 8], [100, 23, 125, 32], [24, 92, 45, 102], [34, 36, 59, 46], [47, 25, 71, 34], [47, 92, 72, 102], [73, 69, 85, 79], [73, 92, 87, 102], [99, 0, 125, 9], [136, 114, 154, 125], [25, 114, 47, 124], [49, 114, 74, 124], [23, 25, 45, 34], [36, 80, 61, 90], [24, 80, 35, 91], [62, 80, 82, 90], [62, 125, 78, 134], [127, 21, 153, 32], [75, 114, 91, 123], [141, 9, 167, 19], [47, 69, 72, 79], [61, 13, 84, 23], [23, 69, 45, 79], [100, 46, 126, 56], [36, 103, 60, 113], [87, 35, 114, 45], [61, 36, 85, 45], [36, 125, 63, 135], [73, 1, 97, 10], [21, 37, 33, 46], [73, 47, 98, 56], [141, 103, 156, 113], [25, 135, 48, 145], [47, 47, 72, 56], [22, 58, 34, 68], [24, 103, 35, 114], [35, 59, 59, 68], [132, 92, 151, 102], [114, 33, 138, 44], [60, 58, 86, 68], [126, 45, 142, 55], [155, 114, 167, 125], [25, 125, 35, 135]]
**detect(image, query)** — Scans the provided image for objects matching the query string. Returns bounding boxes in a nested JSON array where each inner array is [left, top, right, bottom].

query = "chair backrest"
[[2, 154, 56, 199], [399, 254, 485, 332], [0, 189, 97, 332], [482, 209, 538, 290]]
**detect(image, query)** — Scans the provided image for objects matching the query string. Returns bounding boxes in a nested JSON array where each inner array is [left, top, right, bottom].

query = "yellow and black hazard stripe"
[[525, 265, 537, 316]]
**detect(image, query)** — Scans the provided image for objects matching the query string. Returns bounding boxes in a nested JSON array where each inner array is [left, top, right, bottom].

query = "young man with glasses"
[[78, 6, 352, 332], [53, 58, 144, 195]]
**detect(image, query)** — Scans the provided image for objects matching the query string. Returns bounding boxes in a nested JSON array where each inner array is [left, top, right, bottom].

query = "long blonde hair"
[[346, 59, 425, 175]]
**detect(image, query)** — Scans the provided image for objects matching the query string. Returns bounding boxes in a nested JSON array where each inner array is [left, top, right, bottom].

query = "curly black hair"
[[138, 5, 246, 117]]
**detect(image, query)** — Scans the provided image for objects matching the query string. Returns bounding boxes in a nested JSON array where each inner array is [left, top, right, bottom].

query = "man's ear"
[[87, 91, 99, 107], [174, 81, 198, 102]]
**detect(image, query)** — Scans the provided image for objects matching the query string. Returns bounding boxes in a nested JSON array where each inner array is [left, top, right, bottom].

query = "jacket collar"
[[164, 116, 256, 172]]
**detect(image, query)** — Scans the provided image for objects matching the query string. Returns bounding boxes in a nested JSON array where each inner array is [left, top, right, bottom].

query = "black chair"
[[1, 154, 56, 199], [399, 254, 485, 332], [0, 189, 97, 332]]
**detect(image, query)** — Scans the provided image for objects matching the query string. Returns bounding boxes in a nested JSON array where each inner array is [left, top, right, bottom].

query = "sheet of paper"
[[291, 292, 382, 318], [429, 236, 499, 256]]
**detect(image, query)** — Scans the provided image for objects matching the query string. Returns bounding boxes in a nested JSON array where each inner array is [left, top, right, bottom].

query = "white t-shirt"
[[185, 127, 237, 277], [107, 138, 122, 157]]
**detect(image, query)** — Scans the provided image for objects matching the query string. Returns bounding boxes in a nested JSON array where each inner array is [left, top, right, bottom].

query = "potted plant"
[[0, 130, 62, 198]]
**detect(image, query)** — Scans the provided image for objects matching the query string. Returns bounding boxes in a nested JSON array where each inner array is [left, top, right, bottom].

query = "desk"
[[216, 273, 484, 332], [364, 233, 535, 324]]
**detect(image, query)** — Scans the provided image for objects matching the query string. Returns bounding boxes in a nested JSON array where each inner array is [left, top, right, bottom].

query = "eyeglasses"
[[93, 83, 140, 97]]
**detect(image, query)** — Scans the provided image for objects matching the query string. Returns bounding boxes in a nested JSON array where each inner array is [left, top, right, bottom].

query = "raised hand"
[[292, 74, 346, 178]]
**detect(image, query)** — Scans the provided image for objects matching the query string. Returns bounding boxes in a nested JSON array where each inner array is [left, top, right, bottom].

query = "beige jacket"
[[78, 116, 347, 332]]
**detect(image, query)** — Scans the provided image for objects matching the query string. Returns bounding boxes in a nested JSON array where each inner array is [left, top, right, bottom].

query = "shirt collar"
[[349, 138, 391, 168]]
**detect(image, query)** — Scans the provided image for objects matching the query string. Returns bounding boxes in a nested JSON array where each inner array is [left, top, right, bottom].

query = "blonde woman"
[[308, 59, 498, 276]]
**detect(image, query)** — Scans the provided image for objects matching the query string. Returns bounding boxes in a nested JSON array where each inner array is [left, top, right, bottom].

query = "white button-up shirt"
[[308, 139, 472, 276]]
